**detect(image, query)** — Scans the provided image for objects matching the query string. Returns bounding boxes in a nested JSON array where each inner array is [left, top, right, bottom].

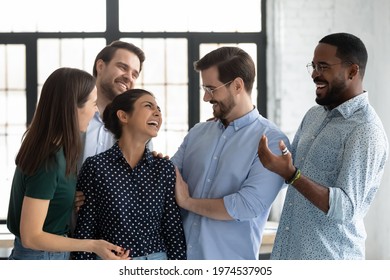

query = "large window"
[[0, 0, 106, 32], [0, 0, 265, 222], [119, 0, 261, 32], [0, 45, 26, 220]]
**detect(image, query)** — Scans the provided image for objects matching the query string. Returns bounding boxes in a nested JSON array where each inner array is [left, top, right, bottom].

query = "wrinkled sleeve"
[[327, 123, 388, 221], [171, 132, 189, 172], [224, 129, 290, 221]]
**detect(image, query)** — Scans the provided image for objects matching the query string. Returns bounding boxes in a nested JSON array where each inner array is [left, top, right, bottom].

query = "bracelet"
[[285, 167, 301, 185]]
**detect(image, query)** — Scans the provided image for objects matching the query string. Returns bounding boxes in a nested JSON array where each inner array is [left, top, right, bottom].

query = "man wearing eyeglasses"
[[258, 33, 388, 259], [172, 47, 290, 260]]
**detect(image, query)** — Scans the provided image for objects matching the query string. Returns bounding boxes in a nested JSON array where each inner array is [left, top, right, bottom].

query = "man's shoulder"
[[192, 119, 219, 130], [254, 115, 287, 134]]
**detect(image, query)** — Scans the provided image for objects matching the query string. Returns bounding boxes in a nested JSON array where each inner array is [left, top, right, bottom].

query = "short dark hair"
[[103, 89, 154, 140], [92, 40, 145, 77], [194, 47, 256, 94], [319, 32, 368, 77]]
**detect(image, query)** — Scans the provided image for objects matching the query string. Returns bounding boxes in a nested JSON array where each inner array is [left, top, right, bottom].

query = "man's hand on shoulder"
[[152, 151, 170, 159]]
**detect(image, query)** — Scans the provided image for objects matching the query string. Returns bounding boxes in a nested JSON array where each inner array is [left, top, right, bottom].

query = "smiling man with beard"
[[71, 41, 147, 232], [258, 33, 388, 259], [81, 41, 147, 164], [172, 47, 289, 260]]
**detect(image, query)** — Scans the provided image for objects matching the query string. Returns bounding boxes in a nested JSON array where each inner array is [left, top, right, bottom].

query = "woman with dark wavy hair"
[[72, 89, 186, 260]]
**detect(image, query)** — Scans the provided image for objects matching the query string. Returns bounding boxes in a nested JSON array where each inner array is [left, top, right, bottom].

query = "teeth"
[[148, 121, 158, 126], [118, 82, 128, 90]]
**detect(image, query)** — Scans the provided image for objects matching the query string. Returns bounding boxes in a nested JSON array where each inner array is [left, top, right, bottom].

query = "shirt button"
[[214, 156, 218, 160], [289, 203, 292, 206], [207, 179, 211, 182], [285, 227, 290, 231]]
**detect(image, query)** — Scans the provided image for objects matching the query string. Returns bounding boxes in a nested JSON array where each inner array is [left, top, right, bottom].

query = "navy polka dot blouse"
[[72, 143, 186, 260]]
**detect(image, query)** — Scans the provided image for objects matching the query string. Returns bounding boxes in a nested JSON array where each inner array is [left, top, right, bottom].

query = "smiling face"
[[96, 48, 141, 102], [122, 94, 162, 140], [311, 43, 353, 109], [201, 66, 236, 123]]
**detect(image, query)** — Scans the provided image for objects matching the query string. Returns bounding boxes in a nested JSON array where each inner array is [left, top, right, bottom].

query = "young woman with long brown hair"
[[7, 67, 129, 260]]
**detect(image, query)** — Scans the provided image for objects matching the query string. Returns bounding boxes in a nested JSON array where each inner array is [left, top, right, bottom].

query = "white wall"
[[267, 0, 390, 259]]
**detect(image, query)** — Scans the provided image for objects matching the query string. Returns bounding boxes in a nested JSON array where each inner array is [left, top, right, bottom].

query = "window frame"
[[0, 0, 267, 224]]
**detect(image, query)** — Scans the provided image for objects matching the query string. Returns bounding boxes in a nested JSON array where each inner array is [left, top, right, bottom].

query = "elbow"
[[20, 235, 34, 249], [19, 233, 39, 250]]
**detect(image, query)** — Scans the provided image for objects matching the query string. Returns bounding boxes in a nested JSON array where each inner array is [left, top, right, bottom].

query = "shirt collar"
[[217, 107, 260, 131], [93, 111, 103, 123], [110, 142, 153, 165], [327, 91, 369, 119]]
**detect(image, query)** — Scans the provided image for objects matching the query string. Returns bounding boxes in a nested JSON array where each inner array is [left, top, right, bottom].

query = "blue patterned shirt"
[[172, 108, 289, 259], [72, 143, 186, 260], [271, 92, 388, 260]]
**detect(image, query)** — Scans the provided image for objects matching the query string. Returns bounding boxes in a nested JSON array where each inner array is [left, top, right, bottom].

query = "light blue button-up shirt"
[[271, 92, 389, 260], [82, 112, 153, 163], [171, 108, 289, 260]]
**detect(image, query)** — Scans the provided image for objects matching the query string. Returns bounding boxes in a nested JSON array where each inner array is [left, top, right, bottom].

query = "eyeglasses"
[[306, 61, 352, 75], [202, 80, 233, 97]]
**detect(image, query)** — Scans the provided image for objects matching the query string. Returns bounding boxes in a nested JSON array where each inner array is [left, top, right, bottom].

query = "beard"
[[315, 76, 348, 109], [100, 80, 121, 102], [99, 75, 130, 102], [212, 93, 235, 123]]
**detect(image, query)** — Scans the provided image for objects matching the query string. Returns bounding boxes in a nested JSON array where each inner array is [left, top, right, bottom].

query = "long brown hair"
[[15, 67, 96, 176]]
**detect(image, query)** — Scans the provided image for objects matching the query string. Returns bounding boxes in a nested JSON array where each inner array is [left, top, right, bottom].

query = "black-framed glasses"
[[202, 80, 233, 97], [306, 61, 352, 75]]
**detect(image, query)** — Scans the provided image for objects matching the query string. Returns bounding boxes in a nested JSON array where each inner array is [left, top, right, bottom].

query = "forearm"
[[289, 172, 330, 213], [21, 231, 98, 253], [181, 197, 233, 221]]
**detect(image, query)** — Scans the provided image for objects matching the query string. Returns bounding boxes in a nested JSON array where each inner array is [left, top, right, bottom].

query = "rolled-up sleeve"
[[327, 123, 388, 221]]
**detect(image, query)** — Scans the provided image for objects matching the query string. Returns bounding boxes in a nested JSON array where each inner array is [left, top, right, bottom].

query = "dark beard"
[[212, 95, 235, 122], [315, 77, 347, 109]]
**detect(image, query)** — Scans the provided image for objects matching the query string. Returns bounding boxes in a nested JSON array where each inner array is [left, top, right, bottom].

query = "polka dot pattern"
[[72, 143, 186, 260]]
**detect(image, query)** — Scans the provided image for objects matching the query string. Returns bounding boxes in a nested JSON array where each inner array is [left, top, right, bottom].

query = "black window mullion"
[[187, 36, 200, 129], [25, 37, 38, 125], [106, 0, 120, 43]]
